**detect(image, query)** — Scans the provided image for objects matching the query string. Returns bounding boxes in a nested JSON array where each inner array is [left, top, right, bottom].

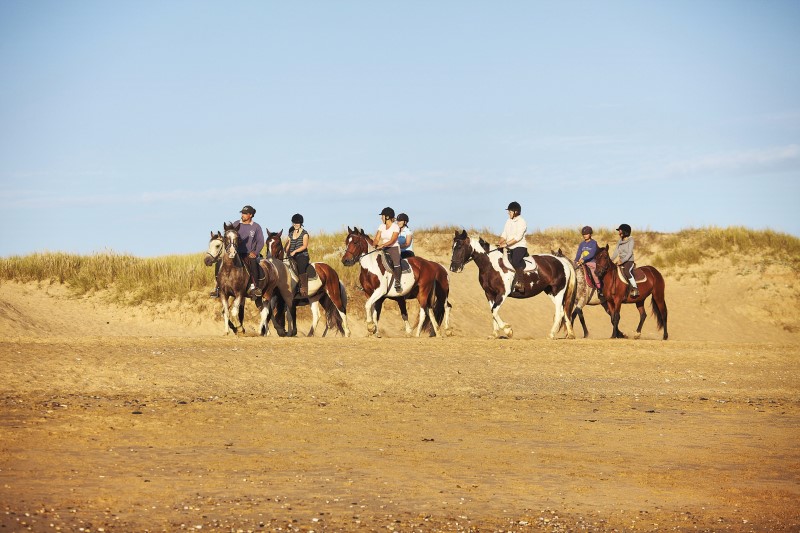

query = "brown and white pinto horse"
[[341, 227, 451, 338], [450, 230, 576, 339], [265, 230, 350, 337], [205, 224, 294, 336], [593, 245, 668, 340]]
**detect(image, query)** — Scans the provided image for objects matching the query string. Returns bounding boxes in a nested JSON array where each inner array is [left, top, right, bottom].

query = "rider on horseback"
[[287, 213, 310, 297], [574, 225, 603, 297], [610, 223, 638, 298], [497, 201, 528, 292], [397, 213, 415, 259], [238, 205, 266, 298], [209, 205, 264, 298], [373, 207, 403, 292]]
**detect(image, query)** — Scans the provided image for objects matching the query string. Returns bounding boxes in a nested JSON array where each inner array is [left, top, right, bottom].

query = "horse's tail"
[[648, 267, 668, 335], [431, 268, 450, 333], [320, 292, 345, 335], [562, 258, 578, 328], [419, 278, 436, 337]]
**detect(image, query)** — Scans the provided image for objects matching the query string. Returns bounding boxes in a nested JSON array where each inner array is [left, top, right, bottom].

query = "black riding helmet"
[[506, 201, 521, 214], [397, 213, 409, 223], [291, 213, 304, 224], [616, 223, 632, 237], [581, 226, 593, 235], [380, 207, 395, 219]]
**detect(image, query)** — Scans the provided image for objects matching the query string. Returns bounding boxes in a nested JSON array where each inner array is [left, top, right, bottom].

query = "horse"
[[592, 245, 668, 340], [205, 223, 294, 336], [551, 247, 605, 338], [265, 229, 350, 337], [341, 227, 452, 338], [450, 230, 576, 339]]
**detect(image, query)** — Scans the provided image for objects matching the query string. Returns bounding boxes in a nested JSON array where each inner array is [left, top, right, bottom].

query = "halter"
[[205, 236, 224, 262]]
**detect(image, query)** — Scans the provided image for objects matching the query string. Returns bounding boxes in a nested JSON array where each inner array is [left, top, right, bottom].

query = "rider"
[[208, 205, 264, 298], [238, 205, 265, 298], [287, 213, 310, 297], [574, 225, 602, 297], [397, 213, 415, 259], [610, 223, 638, 298], [497, 201, 528, 292], [373, 207, 403, 292]]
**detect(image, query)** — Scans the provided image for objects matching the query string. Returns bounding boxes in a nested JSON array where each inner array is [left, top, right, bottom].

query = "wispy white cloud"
[[665, 144, 800, 177]]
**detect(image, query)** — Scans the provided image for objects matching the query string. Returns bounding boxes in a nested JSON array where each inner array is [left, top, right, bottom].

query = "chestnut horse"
[[593, 245, 668, 339], [341, 227, 451, 338], [204, 224, 294, 336], [265, 230, 350, 337], [450, 230, 576, 339]]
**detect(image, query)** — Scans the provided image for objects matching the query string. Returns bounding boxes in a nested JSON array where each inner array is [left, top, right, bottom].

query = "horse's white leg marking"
[[339, 310, 351, 337], [414, 306, 427, 337], [259, 304, 270, 336], [489, 299, 512, 338], [309, 301, 321, 337], [443, 300, 453, 335], [231, 296, 244, 334], [221, 297, 232, 335], [364, 289, 384, 336], [426, 307, 442, 338]]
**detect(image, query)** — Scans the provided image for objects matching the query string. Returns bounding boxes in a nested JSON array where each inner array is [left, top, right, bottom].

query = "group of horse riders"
[[210, 202, 638, 301], [500, 201, 638, 299], [209, 204, 416, 300]]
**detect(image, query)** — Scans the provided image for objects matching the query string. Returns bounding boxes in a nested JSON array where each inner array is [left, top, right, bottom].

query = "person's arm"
[[383, 231, 400, 247], [373, 230, 383, 248], [251, 227, 265, 258], [400, 231, 413, 250]]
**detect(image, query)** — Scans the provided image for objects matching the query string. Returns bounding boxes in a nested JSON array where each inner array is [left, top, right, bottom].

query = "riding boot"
[[299, 273, 308, 297], [249, 281, 262, 298], [393, 265, 402, 292], [629, 278, 639, 298]]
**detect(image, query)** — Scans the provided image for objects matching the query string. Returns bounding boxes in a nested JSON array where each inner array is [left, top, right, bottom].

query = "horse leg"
[[364, 291, 384, 337], [259, 299, 270, 336], [634, 301, 647, 339], [572, 308, 589, 338], [220, 296, 233, 335], [397, 298, 412, 335], [489, 299, 512, 338], [307, 300, 321, 337], [231, 296, 244, 335]]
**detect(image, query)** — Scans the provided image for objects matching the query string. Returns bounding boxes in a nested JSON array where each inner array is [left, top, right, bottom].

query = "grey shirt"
[[610, 237, 634, 264]]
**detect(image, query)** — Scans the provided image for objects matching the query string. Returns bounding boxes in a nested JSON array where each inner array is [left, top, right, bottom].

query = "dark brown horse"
[[450, 230, 576, 339], [593, 245, 668, 340], [341, 227, 451, 338], [266, 230, 350, 337], [205, 223, 294, 336]]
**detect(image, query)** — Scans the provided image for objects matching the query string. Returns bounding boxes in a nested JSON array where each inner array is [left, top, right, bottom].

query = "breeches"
[[507, 247, 529, 269]]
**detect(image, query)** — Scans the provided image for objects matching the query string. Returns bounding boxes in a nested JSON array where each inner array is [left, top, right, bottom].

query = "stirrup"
[[630, 288, 639, 298]]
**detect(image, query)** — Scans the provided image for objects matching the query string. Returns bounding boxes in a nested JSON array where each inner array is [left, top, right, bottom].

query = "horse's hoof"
[[566, 333, 575, 340], [445, 328, 454, 337], [634, 332, 641, 340], [366, 322, 377, 334], [504, 328, 513, 339]]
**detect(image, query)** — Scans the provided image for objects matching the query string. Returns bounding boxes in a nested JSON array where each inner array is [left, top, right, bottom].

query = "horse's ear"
[[210, 231, 214, 238], [457, 229, 467, 239], [347, 226, 352, 233]]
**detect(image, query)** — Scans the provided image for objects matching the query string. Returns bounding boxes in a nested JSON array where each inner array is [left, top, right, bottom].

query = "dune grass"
[[1, 227, 797, 314]]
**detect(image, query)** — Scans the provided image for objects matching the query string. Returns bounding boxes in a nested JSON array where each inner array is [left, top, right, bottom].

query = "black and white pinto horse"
[[450, 230, 576, 339]]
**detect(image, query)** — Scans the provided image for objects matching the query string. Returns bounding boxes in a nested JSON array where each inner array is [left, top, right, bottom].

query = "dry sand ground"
[[1, 253, 799, 532]]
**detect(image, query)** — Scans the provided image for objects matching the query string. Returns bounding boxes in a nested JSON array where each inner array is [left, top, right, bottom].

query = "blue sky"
[[1, 0, 799, 257]]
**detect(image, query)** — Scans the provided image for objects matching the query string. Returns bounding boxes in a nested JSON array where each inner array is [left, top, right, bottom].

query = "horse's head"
[[450, 229, 474, 273], [342, 226, 370, 267], [223, 223, 240, 259], [204, 231, 224, 266], [551, 248, 565, 258], [266, 229, 284, 260], [594, 244, 611, 277]]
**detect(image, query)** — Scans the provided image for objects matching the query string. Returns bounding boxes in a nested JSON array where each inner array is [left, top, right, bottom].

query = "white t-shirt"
[[501, 216, 527, 249], [377, 222, 401, 249]]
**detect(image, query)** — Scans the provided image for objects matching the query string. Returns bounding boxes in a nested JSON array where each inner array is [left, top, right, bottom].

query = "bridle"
[[206, 236, 224, 263], [223, 230, 239, 259]]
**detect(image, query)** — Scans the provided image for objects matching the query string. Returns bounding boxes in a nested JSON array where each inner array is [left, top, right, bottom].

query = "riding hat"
[[506, 201, 522, 213], [379, 207, 395, 219], [581, 226, 593, 235], [397, 213, 409, 223], [616, 223, 632, 237], [240, 205, 256, 215], [291, 213, 304, 224]]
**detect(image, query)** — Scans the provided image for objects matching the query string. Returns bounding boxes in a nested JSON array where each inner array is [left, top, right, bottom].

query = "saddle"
[[581, 264, 601, 289], [380, 253, 412, 274], [283, 259, 319, 281], [615, 264, 647, 286]]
